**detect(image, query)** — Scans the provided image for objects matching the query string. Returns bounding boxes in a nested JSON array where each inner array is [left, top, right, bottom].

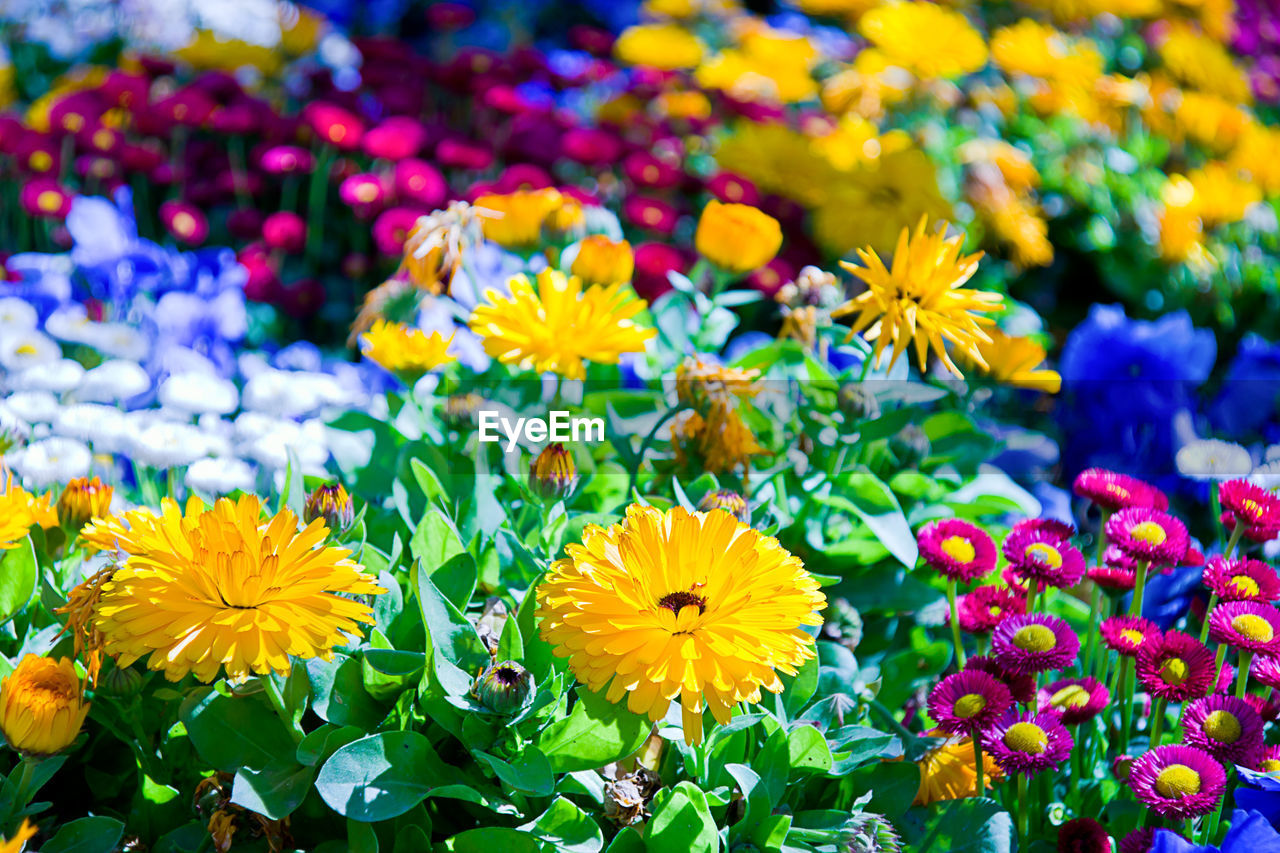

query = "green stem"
[[261, 676, 304, 744], [1237, 651, 1253, 699], [1222, 505, 1245, 559], [1119, 657, 1135, 753], [868, 699, 917, 743], [947, 579, 966, 669], [1199, 593, 1219, 644], [1149, 697, 1166, 747], [1094, 595, 1113, 684], [1128, 561, 1150, 617], [973, 734, 985, 798], [11, 756, 38, 812], [1017, 773, 1030, 839], [1082, 584, 1102, 678], [305, 145, 334, 265], [1210, 645, 1228, 698], [625, 404, 690, 500]]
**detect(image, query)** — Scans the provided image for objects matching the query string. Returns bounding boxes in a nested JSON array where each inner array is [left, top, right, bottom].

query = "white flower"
[[0, 330, 61, 371], [0, 404, 31, 444], [241, 369, 339, 417], [10, 436, 91, 485], [6, 358, 85, 393], [75, 360, 151, 403], [44, 305, 99, 345], [185, 456, 257, 495], [1251, 460, 1280, 491], [3, 391, 59, 423], [85, 322, 150, 361], [1176, 439, 1253, 481], [53, 403, 131, 452], [129, 421, 215, 469], [158, 372, 239, 415], [241, 420, 329, 473], [0, 298, 37, 334]]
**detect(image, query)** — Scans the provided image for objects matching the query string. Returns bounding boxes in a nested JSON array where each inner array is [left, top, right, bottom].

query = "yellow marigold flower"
[[858, 1, 988, 80], [1157, 175, 1215, 271], [1169, 89, 1253, 152], [833, 217, 1002, 377], [0, 475, 53, 547], [1186, 162, 1262, 227], [960, 330, 1062, 393], [990, 19, 1103, 88], [812, 116, 912, 172], [614, 23, 706, 71], [470, 269, 655, 380], [475, 188, 567, 248], [1157, 24, 1252, 104], [0, 655, 90, 756], [360, 319, 455, 381], [812, 147, 951, 255], [987, 196, 1054, 269], [914, 731, 1003, 805], [795, 0, 880, 18], [88, 495, 385, 682], [715, 121, 843, 207], [654, 90, 712, 121], [571, 236, 635, 286], [0, 819, 37, 853], [695, 49, 819, 104], [57, 476, 113, 530], [694, 201, 783, 273], [1229, 125, 1280, 196], [537, 504, 826, 745], [672, 357, 767, 476]]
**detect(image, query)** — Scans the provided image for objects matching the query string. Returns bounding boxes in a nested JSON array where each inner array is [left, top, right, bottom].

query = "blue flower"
[[1234, 768, 1280, 824], [1211, 333, 1280, 440], [1150, 809, 1280, 852], [151, 290, 247, 377]]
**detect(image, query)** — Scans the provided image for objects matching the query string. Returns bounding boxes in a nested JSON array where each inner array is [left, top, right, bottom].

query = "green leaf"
[[823, 472, 918, 568], [497, 612, 523, 663], [475, 747, 555, 796], [316, 731, 451, 822], [306, 656, 388, 729], [604, 827, 645, 853], [445, 829, 546, 853], [0, 537, 37, 623], [537, 687, 650, 773], [519, 797, 604, 853], [40, 817, 125, 853], [645, 782, 716, 853], [411, 511, 477, 609], [231, 762, 315, 819], [788, 725, 833, 773], [839, 762, 920, 819], [415, 565, 488, 695], [725, 765, 773, 849], [901, 798, 1016, 853], [782, 655, 819, 716], [410, 458, 448, 505], [179, 687, 296, 773]]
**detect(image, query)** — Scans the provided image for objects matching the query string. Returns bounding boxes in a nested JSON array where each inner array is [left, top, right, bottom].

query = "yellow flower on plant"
[[715, 121, 843, 207], [1186, 162, 1262, 227], [960, 330, 1062, 393], [858, 1, 988, 80], [654, 89, 713, 121], [571, 236, 635, 286], [833, 217, 1002, 378], [614, 23, 706, 71], [914, 731, 1003, 805], [536, 504, 826, 746], [695, 48, 819, 104], [1157, 24, 1251, 103], [990, 20, 1104, 89], [0, 475, 55, 547], [57, 476, 113, 530], [795, 0, 880, 18], [672, 357, 768, 476], [279, 4, 326, 55], [694, 200, 783, 273], [475, 188, 569, 248], [1157, 175, 1215, 271], [85, 495, 385, 682], [812, 147, 951, 255], [0, 655, 90, 756], [1229, 125, 1280, 196], [470, 269, 655, 380], [0, 819, 36, 853], [959, 139, 1040, 194], [173, 30, 283, 74], [360, 319, 455, 381]]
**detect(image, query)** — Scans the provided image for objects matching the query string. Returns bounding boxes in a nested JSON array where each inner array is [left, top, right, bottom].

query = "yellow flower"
[[1167, 90, 1254, 152], [914, 732, 1002, 805], [960, 330, 1062, 393], [571, 236, 635, 287], [361, 319, 455, 380], [0, 475, 55, 547], [812, 116, 912, 172], [959, 139, 1040, 194], [812, 147, 951, 255], [672, 357, 767, 476], [833, 217, 1002, 377], [470, 269, 655, 379], [1157, 24, 1251, 104], [1015, 0, 1159, 23], [1157, 175, 1214, 269], [715, 121, 843, 207], [0, 820, 36, 853], [990, 20, 1104, 90], [794, 0, 880, 18], [614, 24, 706, 71], [173, 30, 283, 74], [1186, 162, 1262, 227], [858, 2, 988, 80], [87, 495, 384, 682], [1229, 125, 1280, 196], [694, 201, 783, 273], [654, 90, 713, 121], [279, 4, 325, 56], [537, 504, 826, 745], [0, 655, 90, 756], [695, 49, 819, 104], [475, 189, 568, 249], [399, 201, 488, 294], [57, 476, 113, 530], [529, 443, 579, 501]]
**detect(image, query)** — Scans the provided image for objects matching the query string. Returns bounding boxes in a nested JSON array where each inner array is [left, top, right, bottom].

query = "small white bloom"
[[3, 390, 60, 423], [0, 330, 61, 371], [53, 403, 131, 452], [242, 422, 329, 473], [186, 456, 257, 495], [1176, 439, 1253, 481], [1251, 460, 1280, 491], [85, 322, 150, 361], [10, 436, 91, 485], [44, 305, 98, 345], [75, 360, 151, 403], [158, 372, 239, 415], [242, 369, 330, 417], [0, 404, 31, 444], [6, 358, 85, 393], [129, 421, 214, 469], [0, 298, 37, 334]]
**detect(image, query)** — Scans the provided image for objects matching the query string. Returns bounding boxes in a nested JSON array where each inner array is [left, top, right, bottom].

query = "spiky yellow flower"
[[84, 495, 384, 682], [672, 356, 767, 476], [960, 329, 1062, 393], [537, 504, 826, 745], [360, 319, 455, 381], [858, 1, 988, 80], [470, 269, 655, 380], [0, 474, 55, 547], [0, 819, 37, 853], [833, 217, 1002, 377], [0, 655, 90, 756], [57, 476, 113, 530]]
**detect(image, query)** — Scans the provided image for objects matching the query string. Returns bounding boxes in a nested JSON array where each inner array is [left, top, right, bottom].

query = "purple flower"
[[927, 671, 1013, 735], [917, 519, 997, 583], [1181, 694, 1265, 767], [979, 710, 1073, 777], [1129, 745, 1226, 819], [991, 613, 1079, 674]]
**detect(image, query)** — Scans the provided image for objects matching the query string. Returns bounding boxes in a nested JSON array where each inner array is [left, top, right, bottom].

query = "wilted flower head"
[[399, 201, 488, 294]]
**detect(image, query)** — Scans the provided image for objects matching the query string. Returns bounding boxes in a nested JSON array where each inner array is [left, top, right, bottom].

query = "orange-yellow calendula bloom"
[[614, 23, 706, 70], [0, 819, 37, 853], [475, 188, 568, 248], [470, 269, 655, 379], [537, 504, 826, 745], [694, 200, 783, 273], [0, 474, 55, 547], [0, 655, 90, 756], [571, 235, 635, 286], [833, 217, 1002, 377], [85, 495, 384, 682], [858, 1, 988, 80], [914, 731, 1003, 805], [360, 319, 455, 381], [961, 330, 1062, 394], [57, 476, 113, 530], [1157, 24, 1251, 104]]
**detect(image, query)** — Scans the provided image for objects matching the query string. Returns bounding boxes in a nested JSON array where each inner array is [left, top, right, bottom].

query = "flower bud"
[[57, 476, 114, 530], [97, 663, 143, 698], [694, 200, 782, 274], [837, 384, 880, 421], [473, 662, 533, 715], [442, 392, 485, 428], [303, 483, 355, 532], [530, 443, 578, 502], [889, 424, 930, 466], [571, 235, 635, 286], [697, 489, 749, 524], [0, 655, 90, 755]]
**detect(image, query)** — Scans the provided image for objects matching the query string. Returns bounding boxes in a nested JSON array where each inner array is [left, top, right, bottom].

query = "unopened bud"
[[97, 663, 143, 698], [473, 661, 533, 715], [889, 424, 930, 466], [303, 483, 354, 532], [838, 384, 880, 421], [530, 443, 578, 502], [57, 476, 114, 529], [697, 489, 749, 523]]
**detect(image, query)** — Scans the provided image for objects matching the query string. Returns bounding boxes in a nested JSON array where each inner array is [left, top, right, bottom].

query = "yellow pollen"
[[940, 535, 976, 563], [15, 343, 37, 356], [1003, 722, 1048, 754], [1012, 624, 1056, 653], [329, 125, 346, 142], [642, 207, 662, 226], [172, 212, 196, 236], [92, 129, 113, 149], [1231, 613, 1274, 642], [1160, 657, 1190, 686], [1049, 685, 1091, 709], [1129, 520, 1167, 546], [36, 190, 63, 213], [1024, 542, 1063, 568], [1155, 764, 1202, 798], [1229, 576, 1262, 597], [1242, 499, 1263, 520], [30, 151, 53, 172], [1121, 629, 1146, 645], [988, 606, 1002, 617], [726, 183, 743, 201], [1202, 710, 1242, 744], [953, 693, 987, 719], [409, 176, 426, 191], [642, 165, 659, 182], [1262, 759, 1280, 772]]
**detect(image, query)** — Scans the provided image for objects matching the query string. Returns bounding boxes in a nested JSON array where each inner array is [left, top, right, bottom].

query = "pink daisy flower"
[[979, 710, 1073, 777], [1073, 468, 1168, 512], [1207, 601, 1280, 654], [1136, 630, 1217, 701], [1219, 479, 1280, 540], [1202, 557, 1280, 603], [1128, 745, 1226, 818], [926, 671, 1013, 735], [1101, 616, 1161, 657], [991, 613, 1079, 675], [1036, 677, 1109, 725], [917, 519, 997, 583], [1088, 564, 1137, 592], [956, 585, 1026, 634], [1181, 694, 1265, 766], [1002, 519, 1086, 588], [1057, 818, 1111, 853], [1259, 743, 1280, 773], [1106, 508, 1189, 567], [1249, 653, 1280, 688]]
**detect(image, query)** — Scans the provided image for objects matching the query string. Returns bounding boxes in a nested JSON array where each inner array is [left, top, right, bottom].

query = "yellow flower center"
[[1229, 575, 1262, 597], [1121, 629, 1146, 645], [1231, 613, 1274, 642], [1262, 759, 1280, 772], [953, 693, 987, 719], [1160, 657, 1190, 686], [1049, 685, 1091, 710], [1202, 710, 1242, 743], [988, 606, 1002, 617], [1024, 542, 1062, 568], [15, 343, 36, 356], [1003, 722, 1048, 754], [1241, 499, 1264, 521], [355, 183, 379, 203], [940, 535, 976, 563], [93, 128, 114, 149], [1012, 624, 1056, 652], [30, 150, 53, 172], [1129, 521, 1167, 546], [36, 190, 63, 213], [172, 212, 197, 237], [328, 125, 346, 143], [1155, 764, 1202, 798]]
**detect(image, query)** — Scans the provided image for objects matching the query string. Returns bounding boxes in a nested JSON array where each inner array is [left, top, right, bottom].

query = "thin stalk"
[[1082, 585, 1103, 677], [625, 404, 690, 499], [947, 579, 966, 669], [261, 676, 303, 744], [1198, 593, 1219, 644], [304, 145, 334, 265], [1128, 561, 1150, 617], [1017, 773, 1030, 839], [1119, 657, 1135, 752], [1210, 645, 1228, 698], [1237, 651, 1253, 699], [1149, 697, 1166, 747]]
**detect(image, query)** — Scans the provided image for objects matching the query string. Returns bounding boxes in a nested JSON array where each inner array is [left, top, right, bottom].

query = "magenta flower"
[[1219, 479, 1280, 539], [19, 180, 73, 219], [1057, 818, 1111, 853], [991, 613, 1079, 674], [159, 201, 208, 246], [437, 138, 494, 171], [1250, 653, 1280, 688], [362, 116, 427, 161], [1087, 564, 1136, 591], [1128, 745, 1226, 818], [1118, 828, 1161, 853], [1208, 601, 1280, 653], [708, 171, 762, 207], [262, 211, 306, 254], [622, 151, 682, 190], [956, 585, 1025, 634], [1100, 615, 1161, 657], [622, 195, 679, 236], [1073, 468, 1168, 512], [259, 145, 314, 175], [306, 101, 364, 151], [394, 159, 448, 209], [340, 173, 389, 219], [560, 127, 623, 166], [1202, 556, 1280, 603], [918, 519, 998, 583], [1105, 508, 1189, 566], [1002, 519, 1085, 588], [1181, 694, 1265, 766], [1260, 743, 1280, 773], [979, 710, 1073, 777], [926, 671, 1013, 735], [1135, 630, 1217, 701], [1036, 677, 1109, 725], [372, 207, 423, 256]]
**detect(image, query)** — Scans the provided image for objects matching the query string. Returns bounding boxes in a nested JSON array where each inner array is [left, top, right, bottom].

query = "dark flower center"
[[658, 591, 707, 615], [492, 665, 523, 686]]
